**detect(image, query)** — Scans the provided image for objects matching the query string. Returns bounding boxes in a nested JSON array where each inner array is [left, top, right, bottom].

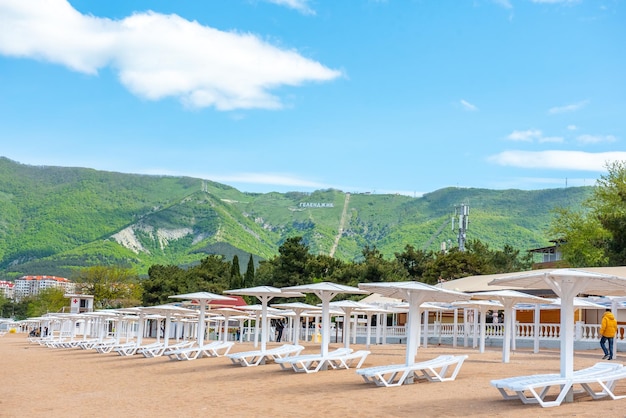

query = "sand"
[[0, 333, 624, 418]]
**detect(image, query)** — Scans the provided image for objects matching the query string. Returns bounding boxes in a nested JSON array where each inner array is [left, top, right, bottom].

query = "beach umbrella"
[[140, 304, 197, 347], [468, 290, 546, 363], [329, 300, 372, 349], [353, 304, 392, 349], [224, 286, 304, 353], [489, 268, 626, 386], [358, 281, 469, 368], [452, 300, 504, 353], [209, 307, 245, 343], [270, 302, 320, 345], [169, 292, 236, 349], [282, 282, 369, 361], [238, 305, 291, 345]]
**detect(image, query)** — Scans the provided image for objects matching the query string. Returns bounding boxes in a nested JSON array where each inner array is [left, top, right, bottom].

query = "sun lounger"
[[356, 354, 468, 387], [228, 344, 305, 367], [77, 338, 115, 350], [141, 340, 195, 358], [274, 347, 354, 374], [490, 362, 626, 408], [94, 341, 137, 354], [165, 341, 234, 361], [327, 350, 371, 370], [114, 341, 161, 356]]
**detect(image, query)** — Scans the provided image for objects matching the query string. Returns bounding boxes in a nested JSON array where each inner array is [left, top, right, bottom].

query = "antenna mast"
[[452, 203, 469, 252]]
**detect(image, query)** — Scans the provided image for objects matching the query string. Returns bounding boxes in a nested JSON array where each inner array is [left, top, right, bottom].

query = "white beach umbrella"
[[224, 286, 304, 353], [139, 304, 197, 347], [282, 282, 369, 361], [329, 300, 372, 349], [452, 300, 504, 353], [469, 290, 546, 363], [209, 307, 246, 343], [169, 292, 236, 349], [490, 268, 626, 384], [358, 281, 469, 368], [270, 302, 320, 345]]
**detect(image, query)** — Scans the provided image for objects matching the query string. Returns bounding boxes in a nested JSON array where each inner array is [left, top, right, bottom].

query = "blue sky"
[[1, 0, 624, 196]]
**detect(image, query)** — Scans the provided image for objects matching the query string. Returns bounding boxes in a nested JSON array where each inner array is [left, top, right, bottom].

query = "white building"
[[14, 275, 75, 301], [0, 280, 14, 300]]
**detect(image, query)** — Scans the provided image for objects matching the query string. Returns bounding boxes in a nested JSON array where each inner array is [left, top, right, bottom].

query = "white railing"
[[351, 323, 626, 345]]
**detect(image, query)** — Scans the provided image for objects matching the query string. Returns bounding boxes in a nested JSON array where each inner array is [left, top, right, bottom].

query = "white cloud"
[[265, 0, 316, 15], [538, 136, 564, 143], [0, 0, 340, 110], [567, 125, 578, 131], [530, 0, 580, 4], [577, 134, 617, 144], [548, 100, 589, 114], [460, 99, 478, 111], [507, 129, 543, 141], [488, 150, 626, 171], [492, 0, 513, 9], [202, 172, 328, 188]]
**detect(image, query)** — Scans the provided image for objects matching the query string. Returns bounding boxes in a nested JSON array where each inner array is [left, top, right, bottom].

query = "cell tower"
[[452, 203, 469, 252]]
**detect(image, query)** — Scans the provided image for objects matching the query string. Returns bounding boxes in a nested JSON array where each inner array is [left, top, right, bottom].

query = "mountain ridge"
[[0, 157, 592, 279]]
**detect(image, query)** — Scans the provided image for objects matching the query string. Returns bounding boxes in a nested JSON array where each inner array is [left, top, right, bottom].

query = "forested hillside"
[[0, 157, 593, 279]]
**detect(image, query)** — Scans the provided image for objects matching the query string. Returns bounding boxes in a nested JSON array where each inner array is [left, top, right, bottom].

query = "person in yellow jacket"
[[599, 309, 618, 360]]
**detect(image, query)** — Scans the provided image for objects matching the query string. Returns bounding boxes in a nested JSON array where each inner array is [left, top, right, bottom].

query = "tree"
[[143, 264, 187, 305], [550, 207, 609, 267], [244, 253, 255, 288], [75, 265, 142, 309], [230, 255, 242, 289], [394, 245, 432, 279], [25, 288, 68, 317], [258, 237, 311, 287], [550, 160, 626, 267], [0, 294, 11, 317], [356, 246, 409, 284], [592, 161, 626, 265]]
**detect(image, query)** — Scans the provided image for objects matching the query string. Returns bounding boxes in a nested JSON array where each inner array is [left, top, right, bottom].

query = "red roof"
[[208, 295, 247, 308]]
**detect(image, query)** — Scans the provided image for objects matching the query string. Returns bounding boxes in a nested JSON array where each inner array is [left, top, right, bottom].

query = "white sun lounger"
[[356, 354, 468, 387], [327, 350, 371, 370], [140, 341, 195, 358], [165, 341, 234, 361], [94, 341, 137, 354], [491, 362, 626, 408], [274, 347, 355, 374], [228, 344, 305, 367], [113, 341, 162, 356]]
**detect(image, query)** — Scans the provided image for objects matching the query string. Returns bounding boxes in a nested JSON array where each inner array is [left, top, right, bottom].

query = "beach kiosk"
[[65, 294, 94, 314]]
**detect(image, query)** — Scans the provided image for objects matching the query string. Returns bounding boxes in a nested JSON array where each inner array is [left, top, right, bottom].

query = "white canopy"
[[358, 281, 470, 367], [282, 282, 368, 360], [489, 268, 626, 381]]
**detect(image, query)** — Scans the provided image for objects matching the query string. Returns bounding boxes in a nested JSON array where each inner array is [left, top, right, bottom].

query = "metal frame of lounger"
[[274, 348, 354, 374], [491, 362, 625, 408], [356, 355, 468, 387], [166, 341, 235, 361], [228, 344, 305, 367]]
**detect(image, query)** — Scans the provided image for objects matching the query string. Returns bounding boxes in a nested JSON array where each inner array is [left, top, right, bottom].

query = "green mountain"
[[0, 157, 592, 280]]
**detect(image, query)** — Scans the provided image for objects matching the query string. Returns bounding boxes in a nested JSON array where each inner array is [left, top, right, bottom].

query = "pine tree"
[[244, 254, 255, 287]]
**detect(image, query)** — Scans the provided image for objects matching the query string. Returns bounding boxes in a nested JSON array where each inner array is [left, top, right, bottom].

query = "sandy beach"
[[1, 333, 624, 418]]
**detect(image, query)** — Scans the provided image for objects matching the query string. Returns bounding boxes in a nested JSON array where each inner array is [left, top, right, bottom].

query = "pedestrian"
[[599, 309, 618, 360], [276, 320, 285, 342]]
